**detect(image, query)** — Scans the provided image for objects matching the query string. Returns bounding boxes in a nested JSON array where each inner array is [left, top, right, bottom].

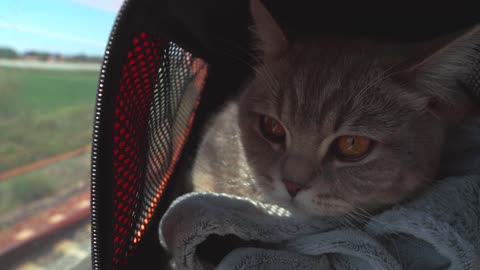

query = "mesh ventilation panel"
[[112, 32, 207, 268]]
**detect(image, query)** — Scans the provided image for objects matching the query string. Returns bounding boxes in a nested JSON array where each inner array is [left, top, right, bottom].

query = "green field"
[[0, 66, 98, 219], [0, 152, 91, 217], [0, 67, 99, 172]]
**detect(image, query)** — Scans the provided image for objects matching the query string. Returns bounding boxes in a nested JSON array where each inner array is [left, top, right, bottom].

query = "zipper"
[[90, 1, 131, 269]]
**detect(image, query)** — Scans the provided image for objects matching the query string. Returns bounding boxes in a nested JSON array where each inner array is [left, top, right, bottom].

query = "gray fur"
[[193, 0, 480, 218]]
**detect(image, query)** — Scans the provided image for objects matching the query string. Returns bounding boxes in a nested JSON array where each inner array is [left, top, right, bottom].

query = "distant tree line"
[[0, 47, 102, 63], [0, 47, 17, 59]]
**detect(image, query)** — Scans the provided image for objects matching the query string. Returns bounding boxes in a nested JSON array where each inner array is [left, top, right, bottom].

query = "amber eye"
[[333, 135, 373, 161], [259, 115, 286, 144]]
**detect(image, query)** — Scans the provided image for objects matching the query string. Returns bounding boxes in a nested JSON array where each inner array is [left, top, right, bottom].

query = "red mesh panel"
[[135, 43, 207, 243], [111, 32, 207, 268]]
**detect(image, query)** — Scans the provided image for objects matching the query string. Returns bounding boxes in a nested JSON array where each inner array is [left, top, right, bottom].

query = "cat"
[[193, 0, 480, 219]]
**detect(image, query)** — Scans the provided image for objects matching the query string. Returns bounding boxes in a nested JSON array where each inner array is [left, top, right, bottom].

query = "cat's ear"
[[249, 0, 288, 59], [407, 25, 480, 122]]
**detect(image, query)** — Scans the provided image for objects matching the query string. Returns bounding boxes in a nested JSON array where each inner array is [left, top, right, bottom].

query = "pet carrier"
[[89, 0, 480, 269]]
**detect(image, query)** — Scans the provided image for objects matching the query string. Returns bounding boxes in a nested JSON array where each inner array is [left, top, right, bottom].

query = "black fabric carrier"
[[89, 0, 480, 269]]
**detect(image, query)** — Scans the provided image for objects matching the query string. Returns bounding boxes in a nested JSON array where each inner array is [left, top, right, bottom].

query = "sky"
[[0, 0, 123, 56]]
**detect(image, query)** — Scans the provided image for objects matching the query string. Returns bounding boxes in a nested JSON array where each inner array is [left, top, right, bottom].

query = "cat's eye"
[[333, 135, 373, 161], [259, 115, 286, 144]]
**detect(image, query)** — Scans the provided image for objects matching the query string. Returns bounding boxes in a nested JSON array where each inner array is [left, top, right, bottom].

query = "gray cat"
[[194, 0, 480, 219]]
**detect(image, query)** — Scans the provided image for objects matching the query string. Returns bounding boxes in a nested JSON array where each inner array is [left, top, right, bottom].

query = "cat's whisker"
[[201, 37, 272, 86], [338, 215, 356, 229], [348, 210, 412, 251], [352, 206, 439, 237], [205, 35, 284, 96], [356, 209, 436, 260], [330, 215, 355, 232], [207, 34, 261, 62], [347, 210, 425, 268], [251, 63, 284, 103], [337, 213, 383, 254], [427, 108, 442, 121], [346, 210, 370, 224], [342, 214, 366, 233], [351, 60, 406, 102]]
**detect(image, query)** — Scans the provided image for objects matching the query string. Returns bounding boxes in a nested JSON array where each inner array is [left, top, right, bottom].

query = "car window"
[[0, 1, 120, 269]]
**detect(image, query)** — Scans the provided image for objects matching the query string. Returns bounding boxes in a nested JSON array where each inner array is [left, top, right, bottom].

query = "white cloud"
[[71, 0, 124, 13], [0, 19, 105, 48]]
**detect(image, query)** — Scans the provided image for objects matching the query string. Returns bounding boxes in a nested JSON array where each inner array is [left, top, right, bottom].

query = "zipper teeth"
[[91, 1, 131, 269]]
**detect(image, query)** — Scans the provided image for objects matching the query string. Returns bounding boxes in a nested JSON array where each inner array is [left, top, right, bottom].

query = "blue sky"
[[0, 0, 122, 56]]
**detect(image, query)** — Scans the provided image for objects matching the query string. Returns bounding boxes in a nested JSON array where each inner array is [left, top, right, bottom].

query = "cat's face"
[[238, 0, 478, 217], [238, 40, 446, 217]]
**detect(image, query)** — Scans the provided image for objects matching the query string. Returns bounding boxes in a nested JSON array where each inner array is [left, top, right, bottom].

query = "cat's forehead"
[[253, 37, 396, 100], [250, 44, 390, 114], [245, 38, 426, 138]]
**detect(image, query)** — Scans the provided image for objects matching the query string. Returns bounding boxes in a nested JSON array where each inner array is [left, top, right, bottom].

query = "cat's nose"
[[282, 179, 305, 198]]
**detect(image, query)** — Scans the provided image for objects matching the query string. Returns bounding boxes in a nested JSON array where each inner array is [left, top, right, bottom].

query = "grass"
[[0, 66, 98, 218], [0, 152, 91, 216], [0, 67, 99, 172]]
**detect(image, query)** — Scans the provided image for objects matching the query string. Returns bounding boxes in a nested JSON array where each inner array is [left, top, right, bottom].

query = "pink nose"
[[282, 179, 304, 197]]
